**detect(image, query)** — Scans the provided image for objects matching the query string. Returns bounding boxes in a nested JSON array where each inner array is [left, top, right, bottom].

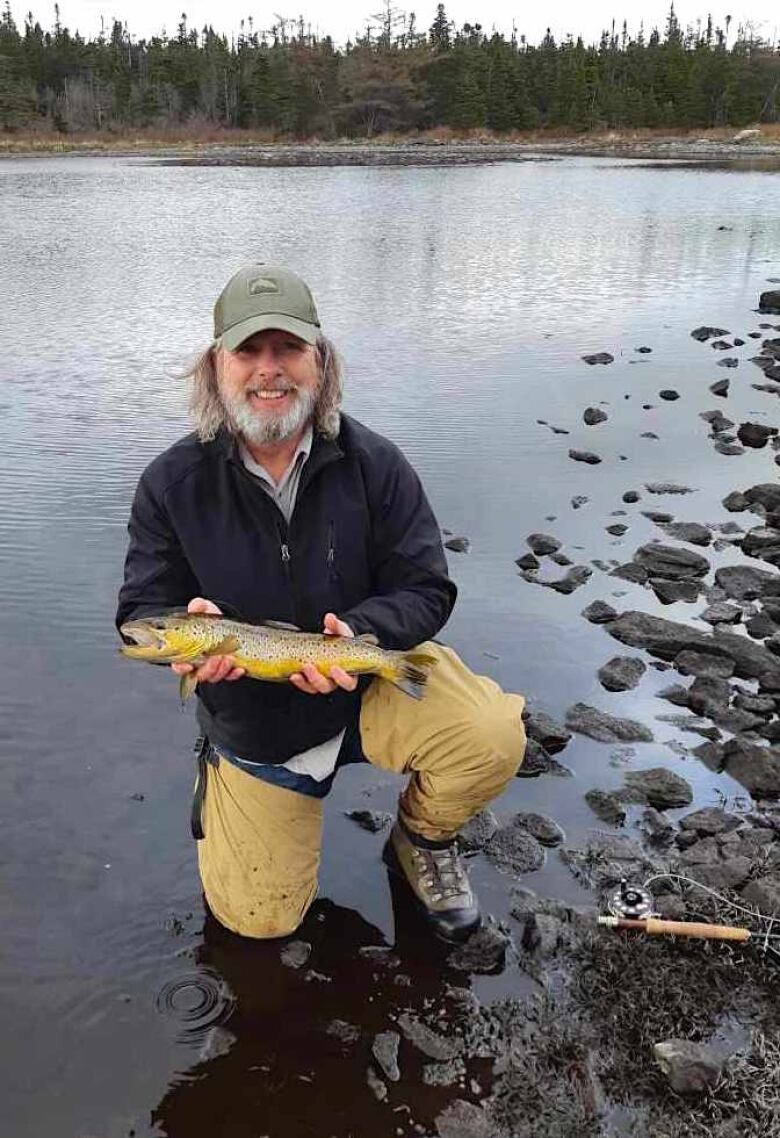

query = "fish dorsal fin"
[[202, 635, 241, 657], [356, 633, 380, 645], [262, 620, 302, 632]]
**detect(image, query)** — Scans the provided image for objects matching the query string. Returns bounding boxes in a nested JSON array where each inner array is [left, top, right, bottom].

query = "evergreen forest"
[[0, 1, 778, 136]]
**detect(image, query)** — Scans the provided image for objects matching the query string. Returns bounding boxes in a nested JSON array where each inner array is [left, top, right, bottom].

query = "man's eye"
[[283, 340, 303, 352]]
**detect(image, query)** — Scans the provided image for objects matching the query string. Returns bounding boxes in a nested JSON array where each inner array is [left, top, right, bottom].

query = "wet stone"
[[659, 521, 712, 546], [722, 490, 749, 512], [700, 602, 742, 625], [715, 564, 780, 600], [445, 537, 470, 553], [326, 1019, 361, 1044], [659, 389, 680, 400], [515, 552, 539, 571], [738, 422, 778, 448], [658, 683, 690, 706], [645, 482, 696, 495], [366, 1065, 388, 1101], [717, 357, 739, 368], [714, 441, 744, 455], [710, 340, 733, 350], [642, 510, 673, 523], [623, 490, 641, 503], [710, 378, 730, 396], [434, 1099, 494, 1138], [560, 832, 652, 890], [650, 578, 701, 604], [345, 809, 393, 833], [423, 1057, 466, 1087], [280, 940, 312, 969], [610, 562, 649, 584], [372, 1030, 401, 1082], [513, 811, 565, 847], [641, 807, 675, 843], [723, 738, 780, 799], [742, 877, 780, 915], [522, 707, 572, 754], [569, 449, 602, 465], [486, 820, 546, 874], [636, 346, 653, 353], [526, 532, 561, 555], [457, 809, 499, 852], [747, 613, 779, 639], [582, 600, 618, 624], [571, 495, 590, 509], [679, 806, 740, 835], [691, 326, 730, 341], [565, 703, 654, 743], [585, 789, 626, 826], [397, 1012, 464, 1061], [606, 523, 628, 536], [633, 542, 710, 580], [583, 406, 608, 425], [447, 922, 509, 974], [598, 655, 646, 691], [623, 768, 694, 808], [582, 352, 614, 365]]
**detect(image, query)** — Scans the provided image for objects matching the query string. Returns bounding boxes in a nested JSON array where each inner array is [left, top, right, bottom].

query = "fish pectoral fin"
[[179, 671, 199, 703], [356, 633, 380, 645], [202, 635, 241, 657], [262, 620, 302, 632]]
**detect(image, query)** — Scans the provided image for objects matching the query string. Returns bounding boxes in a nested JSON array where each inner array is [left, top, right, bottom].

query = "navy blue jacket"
[[116, 414, 457, 763]]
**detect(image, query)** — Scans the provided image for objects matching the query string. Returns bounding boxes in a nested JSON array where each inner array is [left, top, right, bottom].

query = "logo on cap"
[[248, 276, 280, 296]]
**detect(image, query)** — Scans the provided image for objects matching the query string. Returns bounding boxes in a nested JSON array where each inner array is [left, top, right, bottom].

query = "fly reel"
[[606, 878, 656, 920]]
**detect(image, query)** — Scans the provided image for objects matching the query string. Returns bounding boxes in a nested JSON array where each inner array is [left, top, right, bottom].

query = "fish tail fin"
[[383, 650, 438, 700]]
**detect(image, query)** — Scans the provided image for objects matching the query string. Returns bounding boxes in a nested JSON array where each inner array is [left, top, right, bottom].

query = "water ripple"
[[155, 968, 236, 1045]]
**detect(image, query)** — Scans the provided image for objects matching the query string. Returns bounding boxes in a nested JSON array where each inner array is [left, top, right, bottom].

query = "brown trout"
[[119, 612, 436, 701]]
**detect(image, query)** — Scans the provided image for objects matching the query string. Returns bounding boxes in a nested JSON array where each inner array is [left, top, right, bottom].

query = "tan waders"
[[196, 643, 526, 941]]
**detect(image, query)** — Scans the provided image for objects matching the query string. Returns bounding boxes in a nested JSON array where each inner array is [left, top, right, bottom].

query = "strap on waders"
[[191, 735, 218, 840]]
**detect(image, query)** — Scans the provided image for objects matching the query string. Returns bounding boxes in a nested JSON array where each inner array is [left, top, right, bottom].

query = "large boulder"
[[759, 290, 780, 314], [715, 564, 780, 600], [633, 542, 710, 580], [723, 738, 780, 799], [623, 767, 694, 808]]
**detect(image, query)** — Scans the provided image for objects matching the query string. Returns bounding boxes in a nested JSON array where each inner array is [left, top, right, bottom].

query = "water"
[[1, 152, 779, 1137]]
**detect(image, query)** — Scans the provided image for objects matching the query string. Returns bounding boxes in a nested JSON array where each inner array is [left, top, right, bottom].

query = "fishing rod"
[[598, 876, 780, 962]]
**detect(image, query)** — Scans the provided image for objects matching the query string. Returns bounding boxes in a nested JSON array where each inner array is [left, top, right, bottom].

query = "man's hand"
[[171, 597, 246, 685], [289, 612, 358, 695]]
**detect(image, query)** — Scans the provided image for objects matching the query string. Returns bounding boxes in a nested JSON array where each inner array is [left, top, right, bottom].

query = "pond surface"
[[1, 152, 779, 1138]]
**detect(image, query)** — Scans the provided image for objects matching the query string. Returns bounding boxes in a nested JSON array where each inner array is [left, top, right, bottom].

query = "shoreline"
[[2, 130, 780, 164]]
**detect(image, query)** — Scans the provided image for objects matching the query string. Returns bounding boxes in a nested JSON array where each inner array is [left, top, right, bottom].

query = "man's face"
[[216, 328, 320, 446]]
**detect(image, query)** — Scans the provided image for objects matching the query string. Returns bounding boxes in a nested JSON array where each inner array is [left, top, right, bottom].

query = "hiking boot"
[[383, 821, 481, 944]]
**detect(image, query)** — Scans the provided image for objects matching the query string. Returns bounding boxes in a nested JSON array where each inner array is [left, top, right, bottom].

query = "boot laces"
[[414, 844, 469, 902]]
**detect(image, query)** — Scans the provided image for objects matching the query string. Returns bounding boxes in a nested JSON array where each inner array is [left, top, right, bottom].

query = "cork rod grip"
[[621, 918, 751, 941]]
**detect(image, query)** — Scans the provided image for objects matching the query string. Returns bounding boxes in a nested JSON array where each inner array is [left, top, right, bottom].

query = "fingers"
[[187, 597, 223, 615], [323, 612, 354, 638], [289, 664, 358, 695], [170, 658, 245, 684]]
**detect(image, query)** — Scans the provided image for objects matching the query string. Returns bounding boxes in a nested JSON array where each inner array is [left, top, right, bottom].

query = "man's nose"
[[252, 345, 282, 376]]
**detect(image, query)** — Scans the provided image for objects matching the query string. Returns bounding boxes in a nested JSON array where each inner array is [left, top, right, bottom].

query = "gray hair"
[[184, 334, 343, 443]]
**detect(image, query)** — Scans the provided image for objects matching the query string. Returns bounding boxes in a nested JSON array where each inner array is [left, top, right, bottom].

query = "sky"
[[12, 0, 779, 48]]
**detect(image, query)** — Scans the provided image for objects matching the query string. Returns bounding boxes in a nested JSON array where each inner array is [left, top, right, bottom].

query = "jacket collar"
[[215, 424, 344, 488]]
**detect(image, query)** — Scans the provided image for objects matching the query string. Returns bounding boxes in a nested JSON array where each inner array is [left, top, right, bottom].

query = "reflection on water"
[[1, 153, 779, 1137]]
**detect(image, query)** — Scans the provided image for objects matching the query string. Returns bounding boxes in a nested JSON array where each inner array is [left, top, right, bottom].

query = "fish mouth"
[[119, 621, 172, 658]]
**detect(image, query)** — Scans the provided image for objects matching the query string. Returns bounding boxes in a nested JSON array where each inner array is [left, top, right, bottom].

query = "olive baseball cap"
[[214, 264, 321, 350]]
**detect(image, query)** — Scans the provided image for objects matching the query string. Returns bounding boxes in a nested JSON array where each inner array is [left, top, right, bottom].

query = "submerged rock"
[[623, 768, 694, 808], [691, 326, 730, 341], [565, 702, 654, 743], [561, 831, 652, 890], [585, 789, 626, 825], [710, 378, 730, 396], [582, 599, 618, 623], [513, 811, 565, 847], [569, 449, 602, 465], [659, 521, 712, 546], [371, 1030, 400, 1082], [598, 655, 646, 691], [645, 482, 696, 495], [583, 406, 608, 425], [582, 352, 614, 365], [486, 819, 546, 874], [526, 532, 562, 555]]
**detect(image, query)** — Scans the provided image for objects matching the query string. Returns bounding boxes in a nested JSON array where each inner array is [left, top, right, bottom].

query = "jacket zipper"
[[326, 520, 337, 582]]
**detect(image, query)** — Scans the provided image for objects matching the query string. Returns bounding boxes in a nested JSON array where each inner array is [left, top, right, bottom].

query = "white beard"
[[221, 384, 318, 445]]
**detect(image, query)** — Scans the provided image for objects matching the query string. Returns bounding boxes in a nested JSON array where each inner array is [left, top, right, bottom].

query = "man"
[[117, 264, 526, 944]]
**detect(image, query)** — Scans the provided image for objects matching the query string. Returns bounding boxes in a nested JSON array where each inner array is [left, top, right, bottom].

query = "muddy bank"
[[3, 131, 780, 165]]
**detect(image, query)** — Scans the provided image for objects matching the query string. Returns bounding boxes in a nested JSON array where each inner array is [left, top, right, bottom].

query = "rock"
[[610, 562, 649, 584], [582, 352, 614, 365], [641, 807, 674, 843], [702, 409, 734, 432], [651, 578, 701, 604], [634, 542, 710, 579], [653, 1039, 724, 1095], [434, 1099, 494, 1138], [526, 533, 561, 556], [714, 441, 745, 455], [365, 1065, 387, 1101], [710, 378, 730, 396], [423, 1057, 467, 1086], [658, 683, 691, 706], [659, 521, 712, 547], [486, 819, 546, 873], [457, 809, 499, 852], [565, 702, 654, 743], [549, 551, 573, 567], [700, 602, 742, 625], [583, 407, 608, 425], [624, 767, 693, 808], [642, 510, 674, 523], [747, 613, 779, 638], [561, 832, 652, 890], [738, 422, 778, 448], [733, 691, 776, 714], [515, 552, 539, 571], [694, 856, 752, 891], [679, 806, 739, 835], [513, 811, 564, 847], [715, 565, 780, 600], [659, 389, 680, 401], [345, 809, 393, 833], [280, 940, 312, 969], [691, 326, 730, 342], [742, 877, 780, 915], [723, 738, 780, 798], [371, 1031, 400, 1082], [571, 495, 590, 509], [598, 655, 646, 691], [722, 490, 749, 512], [522, 707, 572, 754], [711, 340, 733, 350], [717, 357, 739, 368], [445, 537, 470, 553], [397, 1012, 463, 1061], [569, 449, 602, 465], [585, 789, 626, 825], [734, 128, 762, 142], [623, 490, 641, 503], [759, 290, 780, 314], [678, 834, 721, 866], [327, 1019, 361, 1044], [686, 674, 731, 716], [582, 599, 618, 624], [606, 523, 628, 536], [645, 483, 695, 495], [447, 922, 509, 974]]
